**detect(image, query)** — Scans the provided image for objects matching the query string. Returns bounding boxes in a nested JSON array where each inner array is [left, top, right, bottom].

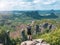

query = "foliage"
[[33, 29, 60, 45], [0, 13, 60, 45]]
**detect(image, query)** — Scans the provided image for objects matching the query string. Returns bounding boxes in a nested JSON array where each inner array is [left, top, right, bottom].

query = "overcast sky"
[[0, 0, 60, 11]]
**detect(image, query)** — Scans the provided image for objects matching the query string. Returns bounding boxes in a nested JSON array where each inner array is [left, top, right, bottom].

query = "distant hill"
[[0, 10, 60, 22]]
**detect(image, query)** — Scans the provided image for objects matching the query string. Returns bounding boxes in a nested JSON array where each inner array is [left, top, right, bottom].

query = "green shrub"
[[34, 29, 60, 45]]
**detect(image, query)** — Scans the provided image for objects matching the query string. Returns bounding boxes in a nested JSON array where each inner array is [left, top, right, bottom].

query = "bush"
[[34, 29, 60, 45]]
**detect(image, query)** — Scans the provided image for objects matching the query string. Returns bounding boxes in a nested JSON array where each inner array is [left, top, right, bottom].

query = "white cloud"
[[0, 1, 15, 11], [33, 0, 57, 5], [33, 0, 41, 3], [13, 2, 34, 10], [0, 0, 60, 10], [43, 0, 57, 4], [0, 0, 34, 11]]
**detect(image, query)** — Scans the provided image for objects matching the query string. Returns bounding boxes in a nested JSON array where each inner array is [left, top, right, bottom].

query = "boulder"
[[0, 44, 3, 45], [21, 39, 50, 45]]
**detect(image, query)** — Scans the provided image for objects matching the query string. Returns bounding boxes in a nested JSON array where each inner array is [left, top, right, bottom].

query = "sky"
[[0, 0, 60, 11]]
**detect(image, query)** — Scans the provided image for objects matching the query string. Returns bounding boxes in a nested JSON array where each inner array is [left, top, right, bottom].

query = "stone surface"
[[21, 39, 50, 45], [0, 44, 3, 45]]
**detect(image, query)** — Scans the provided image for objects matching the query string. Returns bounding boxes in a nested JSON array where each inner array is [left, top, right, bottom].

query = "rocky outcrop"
[[0, 44, 3, 45], [21, 39, 50, 45]]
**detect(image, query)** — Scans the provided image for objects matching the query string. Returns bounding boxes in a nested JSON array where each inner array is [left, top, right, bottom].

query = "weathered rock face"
[[39, 22, 56, 33], [0, 44, 3, 45], [43, 23, 49, 28], [21, 39, 50, 45]]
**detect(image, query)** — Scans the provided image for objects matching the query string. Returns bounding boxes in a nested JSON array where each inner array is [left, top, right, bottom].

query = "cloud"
[[0, 1, 15, 11], [0, 0, 60, 11], [33, 0, 57, 5], [13, 2, 35, 10], [43, 0, 57, 5], [0, 0, 35, 10]]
